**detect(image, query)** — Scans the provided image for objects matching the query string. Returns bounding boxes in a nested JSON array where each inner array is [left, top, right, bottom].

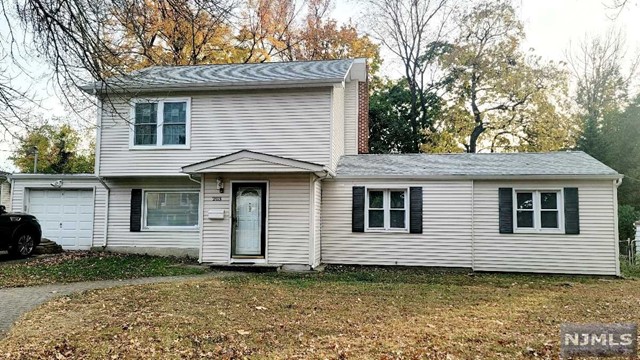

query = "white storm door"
[[232, 184, 265, 257]]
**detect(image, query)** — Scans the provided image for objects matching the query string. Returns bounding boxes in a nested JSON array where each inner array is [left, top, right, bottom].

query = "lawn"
[[0, 252, 206, 288], [1, 266, 638, 359]]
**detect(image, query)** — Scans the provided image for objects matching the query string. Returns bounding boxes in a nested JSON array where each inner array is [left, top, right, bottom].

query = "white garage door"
[[29, 189, 94, 250]]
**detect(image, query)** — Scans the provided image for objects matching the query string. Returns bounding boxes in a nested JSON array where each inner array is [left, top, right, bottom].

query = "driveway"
[[0, 273, 230, 336], [0, 251, 31, 265]]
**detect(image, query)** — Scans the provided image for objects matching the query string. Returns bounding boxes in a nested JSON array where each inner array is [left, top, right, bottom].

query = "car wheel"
[[12, 233, 36, 258]]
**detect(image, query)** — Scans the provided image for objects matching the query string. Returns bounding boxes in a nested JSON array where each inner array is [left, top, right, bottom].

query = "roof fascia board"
[[330, 174, 623, 181], [9, 174, 98, 180], [81, 80, 343, 94], [182, 151, 326, 173]]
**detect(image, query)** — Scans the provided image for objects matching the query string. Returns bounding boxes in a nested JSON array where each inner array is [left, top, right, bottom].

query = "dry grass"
[[1, 268, 639, 359]]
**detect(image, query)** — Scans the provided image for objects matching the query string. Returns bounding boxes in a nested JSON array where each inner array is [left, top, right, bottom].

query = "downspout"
[[187, 174, 201, 184], [309, 171, 333, 268], [186, 172, 203, 263], [96, 177, 111, 248], [471, 179, 475, 272], [614, 177, 623, 276]]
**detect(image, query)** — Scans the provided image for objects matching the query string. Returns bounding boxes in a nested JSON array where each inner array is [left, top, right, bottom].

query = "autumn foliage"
[[105, 0, 380, 74]]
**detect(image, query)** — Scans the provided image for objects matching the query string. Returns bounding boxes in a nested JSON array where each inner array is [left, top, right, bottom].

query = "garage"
[[28, 189, 94, 250], [9, 174, 107, 251]]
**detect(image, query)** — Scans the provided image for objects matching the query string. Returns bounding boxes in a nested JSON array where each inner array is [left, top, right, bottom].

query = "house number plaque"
[[211, 197, 222, 201]]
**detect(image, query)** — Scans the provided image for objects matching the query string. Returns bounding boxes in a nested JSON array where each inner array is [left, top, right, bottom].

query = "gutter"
[[8, 173, 98, 179], [321, 166, 337, 178], [80, 79, 344, 95], [96, 177, 111, 248], [329, 174, 624, 181]]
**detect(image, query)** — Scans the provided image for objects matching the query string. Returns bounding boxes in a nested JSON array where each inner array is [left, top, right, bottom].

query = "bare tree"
[[566, 29, 640, 155], [13, 0, 237, 90], [0, 56, 34, 137], [605, 0, 635, 19], [0, 0, 238, 132], [362, 0, 454, 152], [566, 29, 639, 122]]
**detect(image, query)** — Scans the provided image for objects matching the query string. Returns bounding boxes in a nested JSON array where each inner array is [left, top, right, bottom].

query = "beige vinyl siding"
[[99, 88, 332, 176], [9, 177, 107, 246], [472, 180, 618, 275], [0, 180, 10, 209], [104, 177, 200, 249], [208, 158, 319, 172], [343, 81, 358, 155], [201, 173, 311, 265], [200, 173, 230, 263], [330, 85, 345, 171], [321, 180, 473, 267]]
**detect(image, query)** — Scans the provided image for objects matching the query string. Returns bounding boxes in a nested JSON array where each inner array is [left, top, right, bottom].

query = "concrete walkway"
[[0, 273, 228, 336]]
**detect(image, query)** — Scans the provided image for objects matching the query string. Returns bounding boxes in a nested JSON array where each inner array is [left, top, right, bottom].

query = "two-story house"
[[10, 58, 622, 275], [79, 59, 368, 268]]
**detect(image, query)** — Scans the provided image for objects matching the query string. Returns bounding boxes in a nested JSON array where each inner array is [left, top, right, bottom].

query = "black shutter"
[[130, 189, 142, 232], [409, 187, 423, 234], [564, 187, 580, 234], [498, 188, 513, 234], [352, 186, 365, 232]]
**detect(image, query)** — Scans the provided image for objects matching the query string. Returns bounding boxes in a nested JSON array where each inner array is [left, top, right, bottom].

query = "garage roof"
[[9, 173, 97, 179], [336, 151, 621, 180]]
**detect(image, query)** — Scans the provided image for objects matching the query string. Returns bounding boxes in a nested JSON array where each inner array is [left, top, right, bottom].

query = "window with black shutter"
[[351, 187, 422, 234]]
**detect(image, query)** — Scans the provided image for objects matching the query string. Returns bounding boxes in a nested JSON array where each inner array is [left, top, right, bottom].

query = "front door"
[[231, 183, 266, 258]]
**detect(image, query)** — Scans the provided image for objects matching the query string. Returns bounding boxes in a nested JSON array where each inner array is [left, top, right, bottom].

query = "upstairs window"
[[134, 103, 158, 146], [162, 102, 187, 145], [132, 98, 190, 148]]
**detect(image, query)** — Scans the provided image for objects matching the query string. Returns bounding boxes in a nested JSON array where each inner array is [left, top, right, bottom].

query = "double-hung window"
[[143, 191, 199, 230], [132, 98, 190, 148], [514, 190, 562, 232], [366, 189, 408, 231]]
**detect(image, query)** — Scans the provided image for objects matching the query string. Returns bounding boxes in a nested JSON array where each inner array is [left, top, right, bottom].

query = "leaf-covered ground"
[[1, 267, 638, 359], [0, 252, 206, 288]]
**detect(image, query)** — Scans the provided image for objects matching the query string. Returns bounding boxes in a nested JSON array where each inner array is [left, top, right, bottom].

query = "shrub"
[[618, 205, 639, 258], [619, 205, 639, 241]]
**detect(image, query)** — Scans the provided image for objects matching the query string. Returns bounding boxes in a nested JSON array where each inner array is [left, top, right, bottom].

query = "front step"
[[208, 263, 281, 273], [34, 238, 63, 255]]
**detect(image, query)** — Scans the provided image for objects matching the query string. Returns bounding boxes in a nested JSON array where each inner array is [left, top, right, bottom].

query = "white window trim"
[[365, 188, 409, 233], [142, 189, 200, 232], [513, 189, 564, 234], [129, 97, 192, 150]]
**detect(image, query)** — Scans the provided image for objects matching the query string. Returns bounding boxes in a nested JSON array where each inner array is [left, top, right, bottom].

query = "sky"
[[0, 0, 639, 171]]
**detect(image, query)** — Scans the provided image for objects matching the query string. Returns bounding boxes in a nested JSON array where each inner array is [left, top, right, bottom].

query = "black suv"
[[0, 205, 41, 257]]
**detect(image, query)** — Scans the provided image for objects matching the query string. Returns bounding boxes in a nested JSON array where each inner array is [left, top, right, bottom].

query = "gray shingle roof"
[[81, 59, 354, 93], [337, 152, 621, 179]]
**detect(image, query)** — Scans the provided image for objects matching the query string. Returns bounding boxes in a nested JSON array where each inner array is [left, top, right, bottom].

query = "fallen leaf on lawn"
[[237, 330, 251, 335], [255, 306, 267, 310]]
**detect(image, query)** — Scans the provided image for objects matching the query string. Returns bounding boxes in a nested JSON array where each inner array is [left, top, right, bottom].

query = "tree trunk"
[[468, 70, 483, 153], [468, 124, 484, 153]]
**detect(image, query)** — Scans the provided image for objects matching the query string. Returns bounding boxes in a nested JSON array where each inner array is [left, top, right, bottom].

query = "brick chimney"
[[357, 65, 369, 154]]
